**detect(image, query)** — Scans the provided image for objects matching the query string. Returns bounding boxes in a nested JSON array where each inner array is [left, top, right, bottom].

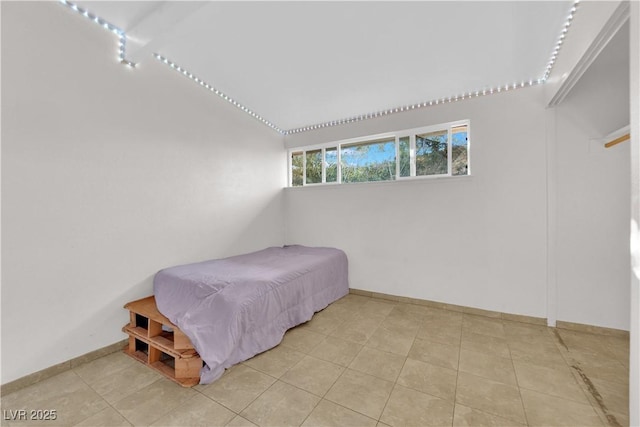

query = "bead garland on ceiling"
[[59, 0, 135, 67], [544, 0, 580, 81], [60, 0, 579, 135], [153, 54, 284, 134]]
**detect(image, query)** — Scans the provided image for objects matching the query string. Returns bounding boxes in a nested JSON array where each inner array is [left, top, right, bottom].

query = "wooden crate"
[[122, 296, 201, 387]]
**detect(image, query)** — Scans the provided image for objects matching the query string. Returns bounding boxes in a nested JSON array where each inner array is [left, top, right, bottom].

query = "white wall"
[[1, 2, 285, 384], [285, 88, 549, 318], [554, 23, 630, 331]]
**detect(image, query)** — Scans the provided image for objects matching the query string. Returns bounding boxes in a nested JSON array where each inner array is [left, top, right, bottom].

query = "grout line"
[[296, 355, 344, 426], [63, 370, 117, 427], [1, 340, 128, 396], [215, 301, 374, 425], [368, 307, 398, 423], [192, 382, 241, 417], [302, 299, 397, 423], [450, 309, 465, 426], [68, 356, 164, 427], [136, 377, 189, 426], [552, 328, 570, 351], [548, 328, 601, 407], [567, 366, 622, 427], [230, 356, 289, 420], [548, 330, 623, 427], [317, 397, 379, 424], [190, 364, 258, 418], [502, 319, 530, 426]]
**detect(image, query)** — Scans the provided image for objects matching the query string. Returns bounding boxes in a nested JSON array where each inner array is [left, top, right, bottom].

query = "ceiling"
[[72, 1, 573, 132]]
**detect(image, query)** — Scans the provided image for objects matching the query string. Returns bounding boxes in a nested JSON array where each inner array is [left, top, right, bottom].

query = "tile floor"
[[1, 294, 630, 426]]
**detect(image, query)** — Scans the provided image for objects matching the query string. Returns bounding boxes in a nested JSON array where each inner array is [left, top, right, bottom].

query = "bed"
[[153, 245, 349, 384]]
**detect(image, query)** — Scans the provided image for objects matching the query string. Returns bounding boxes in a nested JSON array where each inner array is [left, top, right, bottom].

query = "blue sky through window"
[[341, 139, 395, 166], [452, 131, 467, 147]]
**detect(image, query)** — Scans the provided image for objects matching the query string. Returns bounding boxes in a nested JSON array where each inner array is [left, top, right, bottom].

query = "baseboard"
[[1, 339, 127, 396], [556, 320, 629, 339], [348, 288, 632, 332]]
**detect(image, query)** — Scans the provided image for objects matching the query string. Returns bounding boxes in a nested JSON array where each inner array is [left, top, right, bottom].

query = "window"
[[288, 120, 469, 186], [399, 136, 411, 178], [341, 138, 396, 183], [416, 129, 448, 176], [291, 151, 303, 186], [305, 149, 322, 184], [451, 124, 469, 176], [325, 147, 338, 183]]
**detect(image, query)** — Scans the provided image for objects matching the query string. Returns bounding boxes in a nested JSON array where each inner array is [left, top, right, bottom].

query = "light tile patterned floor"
[[1, 294, 630, 426]]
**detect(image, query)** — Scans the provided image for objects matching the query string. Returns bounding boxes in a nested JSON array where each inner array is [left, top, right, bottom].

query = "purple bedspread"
[[153, 245, 349, 384]]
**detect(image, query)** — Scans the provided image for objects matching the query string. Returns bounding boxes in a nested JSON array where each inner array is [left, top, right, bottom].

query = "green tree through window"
[[416, 130, 448, 176]]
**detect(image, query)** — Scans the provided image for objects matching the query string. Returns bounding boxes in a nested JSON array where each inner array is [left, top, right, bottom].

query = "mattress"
[[153, 245, 349, 384]]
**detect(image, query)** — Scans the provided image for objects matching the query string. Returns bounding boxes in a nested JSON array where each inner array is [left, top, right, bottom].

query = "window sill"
[[285, 174, 474, 190]]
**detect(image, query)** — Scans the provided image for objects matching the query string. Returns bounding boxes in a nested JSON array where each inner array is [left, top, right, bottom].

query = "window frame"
[[288, 120, 470, 187]]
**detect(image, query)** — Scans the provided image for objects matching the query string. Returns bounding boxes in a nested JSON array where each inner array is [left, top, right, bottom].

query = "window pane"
[[325, 147, 337, 183], [416, 130, 448, 176], [341, 138, 396, 183], [305, 149, 322, 184], [291, 151, 303, 186], [399, 136, 410, 177], [452, 125, 469, 176]]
